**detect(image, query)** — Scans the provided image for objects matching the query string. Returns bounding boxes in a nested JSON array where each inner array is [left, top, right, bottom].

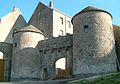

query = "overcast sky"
[[0, 0, 120, 25]]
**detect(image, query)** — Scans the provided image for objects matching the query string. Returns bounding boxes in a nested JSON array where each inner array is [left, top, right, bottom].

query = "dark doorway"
[[44, 68, 48, 80]]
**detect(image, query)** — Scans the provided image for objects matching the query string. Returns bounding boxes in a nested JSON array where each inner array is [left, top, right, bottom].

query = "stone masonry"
[[72, 6, 117, 77], [0, 2, 120, 82]]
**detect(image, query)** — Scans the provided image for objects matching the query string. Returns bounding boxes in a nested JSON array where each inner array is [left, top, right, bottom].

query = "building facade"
[[0, 2, 120, 81], [28, 2, 73, 38]]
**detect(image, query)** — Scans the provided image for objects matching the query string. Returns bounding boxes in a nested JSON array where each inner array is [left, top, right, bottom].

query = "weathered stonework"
[[0, 2, 120, 82], [36, 34, 73, 80], [10, 25, 45, 81], [72, 6, 117, 77], [113, 25, 120, 67], [0, 42, 12, 81], [28, 2, 73, 38], [28, 2, 53, 38]]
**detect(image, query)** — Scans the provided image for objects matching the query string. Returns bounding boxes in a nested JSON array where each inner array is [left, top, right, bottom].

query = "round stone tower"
[[11, 25, 45, 81], [72, 6, 117, 77]]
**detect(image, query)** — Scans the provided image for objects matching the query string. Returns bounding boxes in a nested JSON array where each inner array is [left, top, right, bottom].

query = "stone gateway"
[[0, 2, 120, 82]]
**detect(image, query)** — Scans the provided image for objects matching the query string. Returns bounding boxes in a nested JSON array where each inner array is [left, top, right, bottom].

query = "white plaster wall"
[[53, 10, 73, 37], [0, 9, 21, 43]]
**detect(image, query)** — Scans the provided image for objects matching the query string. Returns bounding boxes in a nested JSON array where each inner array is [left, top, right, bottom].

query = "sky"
[[0, 0, 120, 26]]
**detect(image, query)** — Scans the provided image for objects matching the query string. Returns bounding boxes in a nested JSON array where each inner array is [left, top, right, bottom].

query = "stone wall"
[[0, 10, 27, 78], [113, 25, 120, 67], [28, 2, 53, 38], [28, 2, 73, 38], [1, 4, 120, 81], [11, 25, 44, 81], [36, 34, 73, 80], [0, 42, 12, 81], [72, 9, 117, 77]]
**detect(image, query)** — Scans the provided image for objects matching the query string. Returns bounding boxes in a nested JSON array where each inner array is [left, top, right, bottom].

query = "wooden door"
[[0, 59, 4, 81]]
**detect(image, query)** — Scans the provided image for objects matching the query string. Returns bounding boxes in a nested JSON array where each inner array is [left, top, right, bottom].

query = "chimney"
[[0, 18, 1, 24], [49, 1, 53, 8], [13, 6, 17, 11]]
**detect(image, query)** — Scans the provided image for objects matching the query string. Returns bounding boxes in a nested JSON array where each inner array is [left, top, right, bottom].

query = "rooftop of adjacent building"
[[0, 6, 22, 25], [32, 1, 72, 18]]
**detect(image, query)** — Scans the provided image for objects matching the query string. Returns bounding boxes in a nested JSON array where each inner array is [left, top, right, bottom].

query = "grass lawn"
[[67, 72, 120, 84]]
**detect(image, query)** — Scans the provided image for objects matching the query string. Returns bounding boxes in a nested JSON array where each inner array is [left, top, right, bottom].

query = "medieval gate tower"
[[72, 6, 117, 77]]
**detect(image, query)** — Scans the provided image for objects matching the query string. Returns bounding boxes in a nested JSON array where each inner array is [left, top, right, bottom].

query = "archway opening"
[[0, 51, 4, 81], [55, 58, 66, 79], [0, 51, 3, 59]]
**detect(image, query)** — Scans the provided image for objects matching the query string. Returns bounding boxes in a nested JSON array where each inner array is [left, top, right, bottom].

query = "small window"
[[14, 43, 17, 48], [68, 21, 71, 28], [83, 25, 89, 33], [60, 17, 63, 24], [13, 29, 17, 32], [60, 30, 63, 36], [83, 25, 89, 29]]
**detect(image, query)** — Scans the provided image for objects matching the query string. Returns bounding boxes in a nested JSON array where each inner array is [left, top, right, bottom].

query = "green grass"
[[67, 72, 120, 84]]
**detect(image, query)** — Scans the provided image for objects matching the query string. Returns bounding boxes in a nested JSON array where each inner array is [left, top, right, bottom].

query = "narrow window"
[[44, 68, 48, 80], [60, 17, 63, 24], [14, 43, 17, 48], [83, 25, 89, 32], [60, 30, 63, 36], [83, 25, 89, 29], [37, 12, 40, 24], [68, 21, 71, 28]]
